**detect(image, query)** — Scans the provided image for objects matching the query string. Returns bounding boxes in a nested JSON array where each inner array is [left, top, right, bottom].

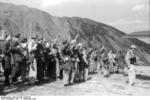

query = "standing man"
[[125, 45, 137, 86], [10, 34, 23, 83], [108, 50, 117, 74], [50, 42, 59, 80], [27, 35, 38, 83], [49, 35, 61, 80], [61, 40, 71, 86], [2, 34, 12, 86], [36, 37, 45, 82], [78, 45, 88, 81], [20, 38, 28, 82]]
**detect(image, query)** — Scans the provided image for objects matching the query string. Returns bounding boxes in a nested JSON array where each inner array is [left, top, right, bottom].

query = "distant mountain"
[[0, 2, 150, 65], [130, 31, 150, 36], [127, 31, 150, 45]]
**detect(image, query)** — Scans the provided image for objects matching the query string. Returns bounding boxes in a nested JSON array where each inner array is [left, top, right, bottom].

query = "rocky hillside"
[[130, 31, 150, 36], [0, 2, 150, 65]]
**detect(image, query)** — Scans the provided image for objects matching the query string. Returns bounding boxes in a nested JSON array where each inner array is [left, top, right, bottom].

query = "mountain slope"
[[0, 2, 150, 65], [128, 31, 150, 44], [130, 31, 150, 36]]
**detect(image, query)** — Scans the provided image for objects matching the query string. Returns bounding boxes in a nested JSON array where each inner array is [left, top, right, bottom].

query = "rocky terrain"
[[0, 66, 150, 96], [0, 2, 150, 65], [0, 2, 150, 96]]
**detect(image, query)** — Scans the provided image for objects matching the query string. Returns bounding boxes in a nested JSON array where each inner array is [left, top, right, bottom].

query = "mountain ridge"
[[0, 2, 150, 65], [129, 31, 150, 36]]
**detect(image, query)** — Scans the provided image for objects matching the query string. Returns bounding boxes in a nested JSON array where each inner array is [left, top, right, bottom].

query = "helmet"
[[131, 45, 136, 49]]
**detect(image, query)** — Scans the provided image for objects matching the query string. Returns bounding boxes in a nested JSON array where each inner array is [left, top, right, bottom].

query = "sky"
[[0, 0, 149, 33]]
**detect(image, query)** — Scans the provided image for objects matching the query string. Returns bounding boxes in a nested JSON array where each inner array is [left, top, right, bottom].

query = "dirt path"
[[1, 66, 150, 96]]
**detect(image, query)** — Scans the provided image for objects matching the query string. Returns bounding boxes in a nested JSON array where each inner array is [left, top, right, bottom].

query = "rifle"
[[53, 34, 61, 44], [74, 33, 78, 41], [10, 53, 14, 66]]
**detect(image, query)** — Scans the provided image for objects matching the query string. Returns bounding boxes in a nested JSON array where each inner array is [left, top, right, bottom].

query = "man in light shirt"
[[125, 45, 137, 86]]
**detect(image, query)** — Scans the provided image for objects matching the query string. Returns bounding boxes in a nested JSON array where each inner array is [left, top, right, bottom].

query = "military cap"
[[62, 40, 68, 45], [70, 40, 76, 44], [77, 43, 82, 47], [45, 42, 50, 48], [38, 37, 43, 41], [21, 38, 27, 43], [31, 34, 38, 39], [15, 33, 21, 38], [131, 45, 136, 49]]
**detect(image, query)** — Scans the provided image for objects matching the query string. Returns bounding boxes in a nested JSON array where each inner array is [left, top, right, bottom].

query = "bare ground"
[[0, 66, 150, 96]]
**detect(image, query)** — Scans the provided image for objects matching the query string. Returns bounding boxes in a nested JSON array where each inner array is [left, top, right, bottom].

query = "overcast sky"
[[0, 0, 149, 33]]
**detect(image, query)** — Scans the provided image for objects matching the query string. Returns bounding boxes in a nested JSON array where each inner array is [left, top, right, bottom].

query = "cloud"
[[40, 0, 65, 9], [39, 0, 85, 9], [109, 19, 144, 25], [131, 4, 149, 12], [39, 0, 140, 10]]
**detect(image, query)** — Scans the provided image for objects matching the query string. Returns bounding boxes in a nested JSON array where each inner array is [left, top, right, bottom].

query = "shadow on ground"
[[0, 79, 55, 95], [0, 76, 93, 95], [136, 74, 150, 80]]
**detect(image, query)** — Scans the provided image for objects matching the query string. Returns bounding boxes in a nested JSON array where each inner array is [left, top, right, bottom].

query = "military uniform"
[[102, 52, 110, 77], [50, 45, 59, 80], [78, 49, 88, 81], [43, 44, 51, 78], [108, 51, 117, 74], [2, 39, 12, 85], [10, 38, 23, 82], [28, 38, 37, 83], [69, 46, 79, 83], [20, 38, 28, 81], [125, 45, 137, 86], [36, 42, 45, 81], [62, 43, 74, 85], [89, 51, 96, 74]]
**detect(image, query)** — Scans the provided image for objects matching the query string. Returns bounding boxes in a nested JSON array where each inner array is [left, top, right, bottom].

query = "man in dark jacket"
[[10, 34, 23, 83], [36, 37, 45, 81], [2, 34, 12, 86]]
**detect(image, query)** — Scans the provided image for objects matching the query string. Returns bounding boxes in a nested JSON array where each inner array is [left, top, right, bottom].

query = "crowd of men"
[[0, 31, 138, 88]]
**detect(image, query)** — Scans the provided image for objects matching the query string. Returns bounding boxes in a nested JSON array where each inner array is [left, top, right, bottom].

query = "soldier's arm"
[[83, 55, 88, 64], [2, 42, 10, 54], [10, 42, 20, 53]]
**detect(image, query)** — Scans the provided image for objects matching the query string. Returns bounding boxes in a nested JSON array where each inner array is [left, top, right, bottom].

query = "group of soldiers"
[[0, 31, 138, 87]]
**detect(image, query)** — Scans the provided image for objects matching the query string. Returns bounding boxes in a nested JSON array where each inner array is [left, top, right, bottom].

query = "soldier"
[[2, 34, 12, 86], [57, 45, 65, 80], [102, 50, 110, 77], [78, 44, 88, 81], [95, 50, 101, 73], [125, 45, 137, 86], [94, 49, 99, 73], [0, 49, 4, 73], [99, 46, 106, 73], [43, 42, 51, 78], [49, 35, 61, 80], [20, 38, 28, 82], [88, 49, 97, 74], [10, 34, 23, 83], [69, 41, 79, 84], [108, 50, 117, 74], [82, 48, 89, 81], [27, 35, 38, 83], [50, 41, 59, 80], [36, 37, 45, 81], [61, 39, 76, 85], [76, 43, 84, 81], [67, 34, 79, 85]]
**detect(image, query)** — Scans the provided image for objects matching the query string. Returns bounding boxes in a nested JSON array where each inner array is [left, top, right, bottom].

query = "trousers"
[[128, 64, 136, 85]]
